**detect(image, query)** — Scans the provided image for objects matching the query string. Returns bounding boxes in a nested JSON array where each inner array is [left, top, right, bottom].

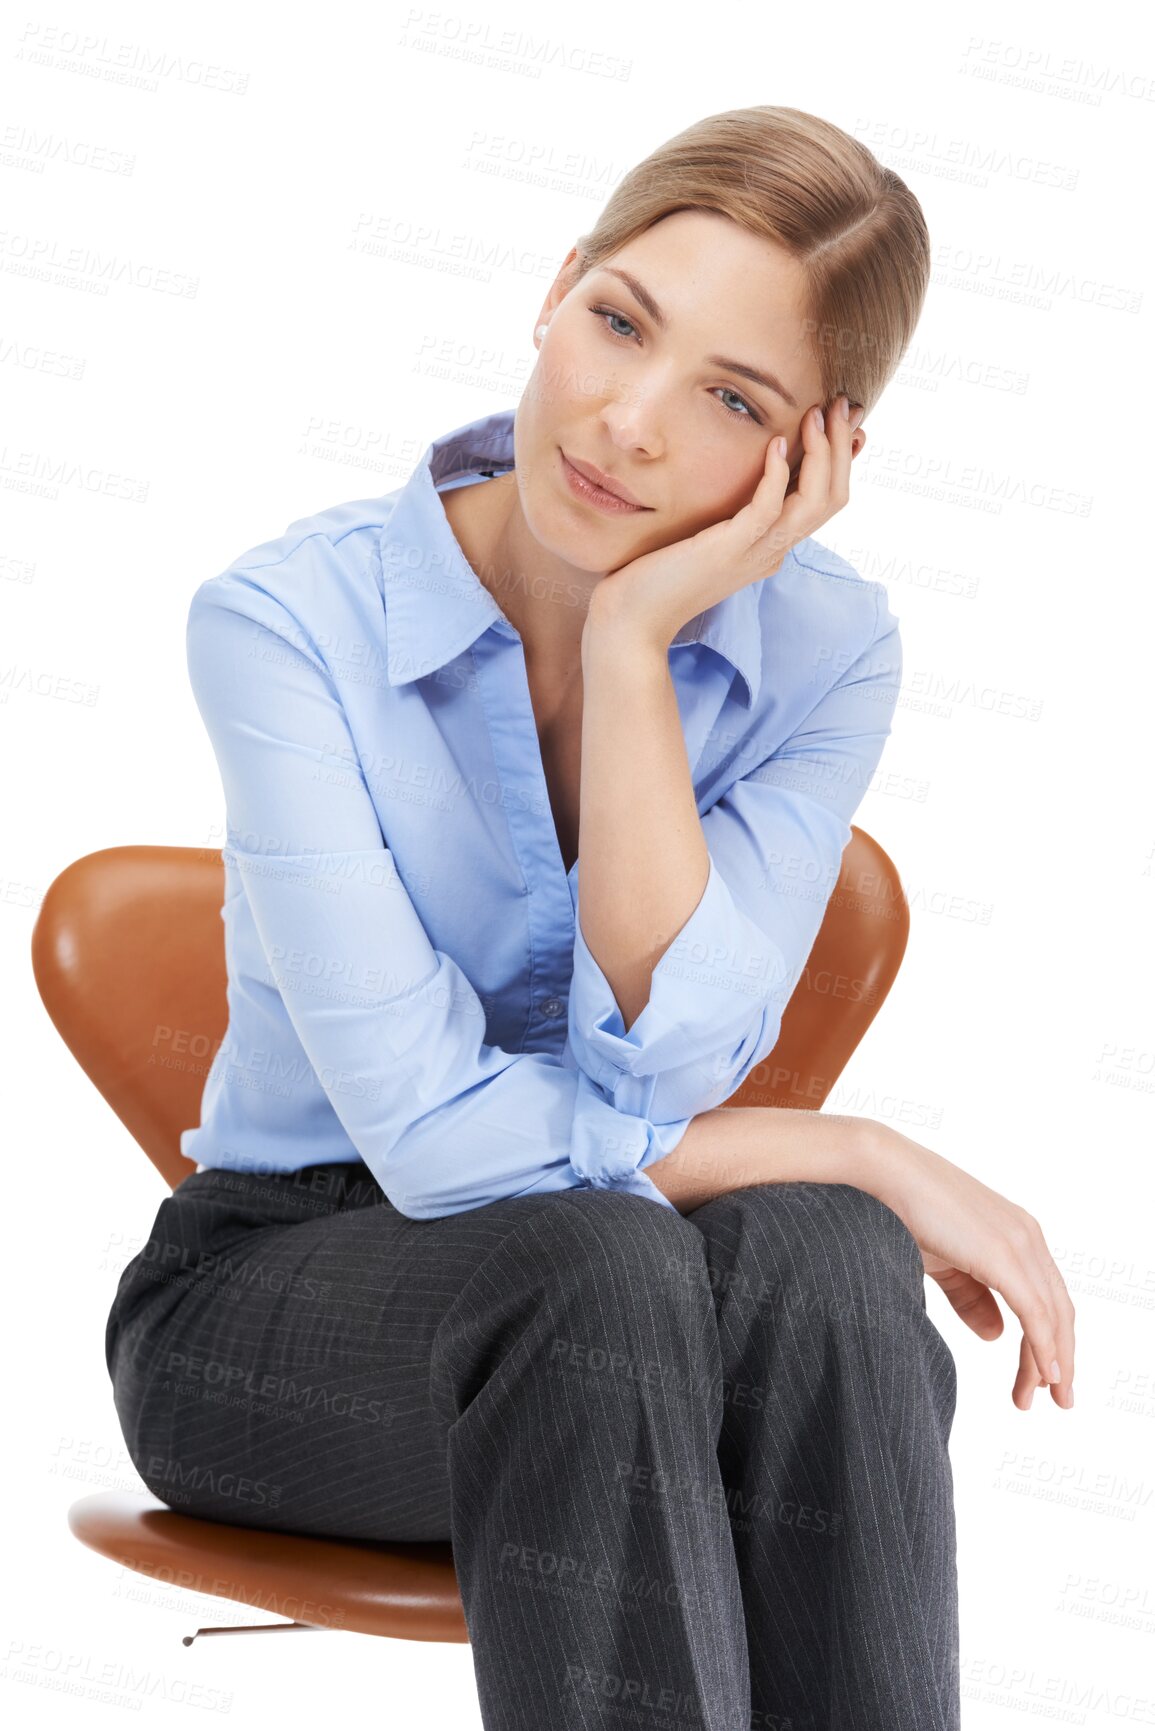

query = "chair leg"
[[181, 1621, 334, 1645]]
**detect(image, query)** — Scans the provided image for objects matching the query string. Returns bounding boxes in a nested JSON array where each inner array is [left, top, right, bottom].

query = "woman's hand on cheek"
[[590, 394, 865, 651]]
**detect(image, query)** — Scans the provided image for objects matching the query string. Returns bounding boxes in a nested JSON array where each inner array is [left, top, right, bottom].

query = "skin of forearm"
[[577, 599, 710, 1033], [643, 1106, 894, 1215]]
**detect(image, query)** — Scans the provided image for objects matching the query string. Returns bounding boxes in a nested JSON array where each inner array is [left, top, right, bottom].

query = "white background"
[[5, 0, 1153, 1725]]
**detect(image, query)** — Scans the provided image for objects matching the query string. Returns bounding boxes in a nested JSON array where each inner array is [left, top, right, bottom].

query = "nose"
[[599, 389, 664, 462]]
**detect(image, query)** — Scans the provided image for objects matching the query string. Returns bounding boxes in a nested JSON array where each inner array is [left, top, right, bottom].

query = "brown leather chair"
[[31, 836, 908, 1646]]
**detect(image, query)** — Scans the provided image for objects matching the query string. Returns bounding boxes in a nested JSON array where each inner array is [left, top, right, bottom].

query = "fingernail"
[[839, 394, 850, 420], [849, 404, 864, 429], [1050, 1359, 1061, 1382], [814, 406, 825, 432], [1064, 1387, 1075, 1408]]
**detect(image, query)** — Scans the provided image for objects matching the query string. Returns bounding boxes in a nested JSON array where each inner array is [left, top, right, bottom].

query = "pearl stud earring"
[[535, 323, 548, 342]]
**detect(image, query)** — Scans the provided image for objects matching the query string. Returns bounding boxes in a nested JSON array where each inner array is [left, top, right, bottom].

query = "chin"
[[521, 485, 647, 570]]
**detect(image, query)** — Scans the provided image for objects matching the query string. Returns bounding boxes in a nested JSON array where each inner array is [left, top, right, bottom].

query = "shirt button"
[[541, 997, 564, 1018]]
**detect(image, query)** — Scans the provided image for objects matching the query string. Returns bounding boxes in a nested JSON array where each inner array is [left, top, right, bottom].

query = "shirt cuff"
[[568, 853, 784, 1115], [567, 1070, 682, 1213]]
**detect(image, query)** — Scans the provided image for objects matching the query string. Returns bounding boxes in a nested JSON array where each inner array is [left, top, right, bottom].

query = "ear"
[[850, 428, 867, 461], [535, 245, 584, 332]]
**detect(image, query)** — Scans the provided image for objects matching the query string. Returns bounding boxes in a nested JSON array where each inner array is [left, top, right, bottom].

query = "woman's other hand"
[[589, 392, 865, 650], [870, 1125, 1077, 1412]]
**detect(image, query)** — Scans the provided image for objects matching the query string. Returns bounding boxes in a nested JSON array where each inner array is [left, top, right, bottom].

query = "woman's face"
[[513, 208, 857, 574]]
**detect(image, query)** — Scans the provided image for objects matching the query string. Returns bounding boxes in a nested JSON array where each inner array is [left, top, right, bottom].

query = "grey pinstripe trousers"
[[105, 1161, 960, 1730]]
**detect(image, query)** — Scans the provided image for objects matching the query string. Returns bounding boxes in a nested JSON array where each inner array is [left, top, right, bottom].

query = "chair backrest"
[[30, 836, 908, 1192], [730, 824, 910, 1115]]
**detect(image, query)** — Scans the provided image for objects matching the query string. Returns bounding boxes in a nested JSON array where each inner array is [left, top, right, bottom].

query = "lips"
[[561, 451, 647, 508]]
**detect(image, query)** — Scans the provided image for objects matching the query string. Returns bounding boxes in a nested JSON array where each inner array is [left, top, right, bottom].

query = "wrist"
[[583, 579, 672, 660], [852, 1119, 921, 1210]]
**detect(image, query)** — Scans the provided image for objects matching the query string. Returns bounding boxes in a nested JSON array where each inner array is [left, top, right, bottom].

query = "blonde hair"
[[570, 106, 930, 419]]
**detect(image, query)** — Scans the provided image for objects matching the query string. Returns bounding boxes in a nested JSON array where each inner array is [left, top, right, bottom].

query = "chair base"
[[183, 1619, 334, 1644]]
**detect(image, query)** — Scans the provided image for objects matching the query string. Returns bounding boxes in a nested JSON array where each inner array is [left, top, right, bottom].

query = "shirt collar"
[[378, 406, 764, 707]]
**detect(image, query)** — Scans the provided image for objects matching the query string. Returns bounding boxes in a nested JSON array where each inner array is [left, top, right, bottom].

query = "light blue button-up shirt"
[[180, 406, 902, 1218]]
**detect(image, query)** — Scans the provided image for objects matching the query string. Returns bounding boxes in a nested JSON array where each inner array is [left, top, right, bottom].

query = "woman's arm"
[[654, 1105, 1078, 1415], [570, 400, 876, 1090], [643, 1103, 887, 1213], [575, 407, 850, 1032], [576, 595, 710, 1034], [567, 568, 902, 1149]]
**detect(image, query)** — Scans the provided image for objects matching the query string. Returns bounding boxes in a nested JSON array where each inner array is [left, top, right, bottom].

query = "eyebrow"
[[598, 266, 800, 411]]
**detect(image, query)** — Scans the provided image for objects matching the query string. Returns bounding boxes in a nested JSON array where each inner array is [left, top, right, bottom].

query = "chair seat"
[[68, 1492, 468, 1642]]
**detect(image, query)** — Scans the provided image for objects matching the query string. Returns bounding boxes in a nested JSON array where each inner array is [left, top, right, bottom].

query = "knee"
[[513, 1188, 713, 1328], [691, 1181, 926, 1319], [429, 1191, 720, 1433], [692, 1185, 958, 1436]]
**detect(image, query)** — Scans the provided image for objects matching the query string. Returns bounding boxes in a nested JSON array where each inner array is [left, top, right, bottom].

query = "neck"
[[440, 472, 597, 671]]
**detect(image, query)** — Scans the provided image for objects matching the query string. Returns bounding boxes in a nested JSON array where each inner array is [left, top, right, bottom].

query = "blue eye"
[[593, 307, 637, 342], [587, 305, 764, 427]]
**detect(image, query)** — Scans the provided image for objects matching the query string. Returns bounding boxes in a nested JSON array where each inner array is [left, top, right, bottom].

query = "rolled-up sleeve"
[[187, 569, 679, 1219], [567, 583, 903, 1139]]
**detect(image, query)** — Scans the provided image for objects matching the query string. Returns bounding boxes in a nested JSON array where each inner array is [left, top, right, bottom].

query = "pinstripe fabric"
[[106, 1163, 959, 1730]]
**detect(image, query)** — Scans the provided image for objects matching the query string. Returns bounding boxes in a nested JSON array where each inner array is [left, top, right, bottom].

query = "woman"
[[105, 106, 1075, 1731]]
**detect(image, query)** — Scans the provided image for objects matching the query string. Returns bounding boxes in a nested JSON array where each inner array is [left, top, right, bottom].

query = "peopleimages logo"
[[145, 1457, 282, 1508], [160, 1352, 394, 1426]]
